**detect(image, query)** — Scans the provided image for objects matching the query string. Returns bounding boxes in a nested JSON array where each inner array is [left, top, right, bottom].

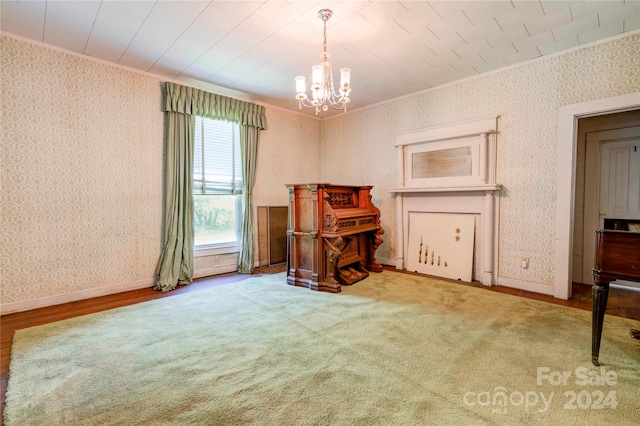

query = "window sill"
[[194, 244, 241, 257]]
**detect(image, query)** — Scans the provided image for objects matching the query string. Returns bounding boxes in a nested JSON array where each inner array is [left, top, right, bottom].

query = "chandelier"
[[295, 9, 351, 114]]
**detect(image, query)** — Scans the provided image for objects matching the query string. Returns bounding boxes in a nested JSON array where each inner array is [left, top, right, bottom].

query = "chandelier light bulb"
[[340, 68, 351, 87], [293, 9, 352, 114], [312, 65, 323, 86], [295, 76, 306, 94]]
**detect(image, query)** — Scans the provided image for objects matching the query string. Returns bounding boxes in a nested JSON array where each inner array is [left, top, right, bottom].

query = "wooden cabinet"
[[286, 183, 384, 293]]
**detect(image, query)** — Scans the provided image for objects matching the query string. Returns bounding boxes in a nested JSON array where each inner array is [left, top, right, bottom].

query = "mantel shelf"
[[389, 184, 502, 194]]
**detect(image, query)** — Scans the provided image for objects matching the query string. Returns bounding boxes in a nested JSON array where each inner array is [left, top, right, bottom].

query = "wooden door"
[[599, 139, 640, 219]]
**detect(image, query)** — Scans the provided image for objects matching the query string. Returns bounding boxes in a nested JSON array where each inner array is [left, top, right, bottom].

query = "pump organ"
[[286, 183, 384, 292]]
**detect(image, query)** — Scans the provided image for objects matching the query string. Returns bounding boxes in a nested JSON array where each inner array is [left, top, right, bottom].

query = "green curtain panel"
[[157, 82, 268, 288], [163, 82, 268, 131], [154, 111, 195, 292], [237, 125, 261, 273]]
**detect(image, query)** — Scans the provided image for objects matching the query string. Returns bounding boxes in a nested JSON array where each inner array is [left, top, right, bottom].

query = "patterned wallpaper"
[[253, 107, 322, 207], [1, 36, 165, 306], [322, 34, 640, 287], [2, 33, 638, 308], [0, 36, 319, 308]]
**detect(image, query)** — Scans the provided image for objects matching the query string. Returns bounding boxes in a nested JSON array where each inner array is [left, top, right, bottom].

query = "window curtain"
[[154, 111, 195, 291], [237, 125, 260, 273], [155, 82, 268, 290]]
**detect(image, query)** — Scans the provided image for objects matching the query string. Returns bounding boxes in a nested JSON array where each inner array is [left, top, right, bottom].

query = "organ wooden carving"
[[286, 183, 384, 293]]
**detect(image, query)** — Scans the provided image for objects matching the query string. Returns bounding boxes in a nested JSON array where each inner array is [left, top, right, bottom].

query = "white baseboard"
[[388, 255, 556, 297], [1, 265, 240, 315], [378, 257, 394, 267], [496, 277, 555, 296], [1, 264, 559, 315], [0, 278, 154, 315], [193, 264, 238, 279]]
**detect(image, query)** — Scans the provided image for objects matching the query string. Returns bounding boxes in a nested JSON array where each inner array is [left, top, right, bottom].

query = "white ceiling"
[[2, 0, 638, 117]]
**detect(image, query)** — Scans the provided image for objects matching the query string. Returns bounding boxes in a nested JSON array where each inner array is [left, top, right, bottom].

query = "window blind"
[[194, 117, 243, 195]]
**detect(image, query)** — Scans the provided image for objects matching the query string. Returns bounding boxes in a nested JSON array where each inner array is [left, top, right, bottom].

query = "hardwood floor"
[[1, 265, 638, 423]]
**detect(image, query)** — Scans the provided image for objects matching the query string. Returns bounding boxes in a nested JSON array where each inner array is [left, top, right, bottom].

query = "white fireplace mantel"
[[389, 184, 502, 193], [390, 116, 501, 286]]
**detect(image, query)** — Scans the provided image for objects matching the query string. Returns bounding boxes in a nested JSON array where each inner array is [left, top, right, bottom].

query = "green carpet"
[[4, 271, 639, 425]]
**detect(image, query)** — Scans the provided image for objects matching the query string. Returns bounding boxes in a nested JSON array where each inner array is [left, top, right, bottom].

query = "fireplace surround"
[[389, 116, 501, 286]]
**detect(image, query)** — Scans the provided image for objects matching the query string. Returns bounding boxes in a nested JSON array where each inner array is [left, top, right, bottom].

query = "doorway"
[[579, 123, 640, 284], [554, 92, 640, 300], [571, 110, 640, 285]]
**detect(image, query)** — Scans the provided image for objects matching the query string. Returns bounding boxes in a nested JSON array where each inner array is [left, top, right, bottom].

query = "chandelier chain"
[[322, 13, 328, 62]]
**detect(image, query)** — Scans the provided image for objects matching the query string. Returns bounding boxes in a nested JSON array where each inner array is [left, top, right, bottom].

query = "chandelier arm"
[[297, 98, 319, 108], [327, 65, 342, 102]]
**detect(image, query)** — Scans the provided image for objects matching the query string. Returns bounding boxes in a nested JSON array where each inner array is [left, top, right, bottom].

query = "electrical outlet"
[[521, 256, 529, 269]]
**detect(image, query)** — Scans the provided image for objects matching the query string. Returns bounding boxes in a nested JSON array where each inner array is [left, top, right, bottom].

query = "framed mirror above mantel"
[[389, 116, 502, 286]]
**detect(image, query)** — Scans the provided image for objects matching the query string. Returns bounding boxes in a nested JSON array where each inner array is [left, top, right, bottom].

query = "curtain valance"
[[162, 82, 268, 130]]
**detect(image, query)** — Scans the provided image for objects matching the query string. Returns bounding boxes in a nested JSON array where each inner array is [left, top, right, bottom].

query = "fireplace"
[[389, 116, 501, 285]]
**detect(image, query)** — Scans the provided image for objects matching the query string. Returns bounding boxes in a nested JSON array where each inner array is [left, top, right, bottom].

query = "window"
[[193, 116, 243, 250]]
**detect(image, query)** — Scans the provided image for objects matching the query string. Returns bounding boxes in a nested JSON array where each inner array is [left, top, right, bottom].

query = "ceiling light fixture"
[[295, 9, 351, 114]]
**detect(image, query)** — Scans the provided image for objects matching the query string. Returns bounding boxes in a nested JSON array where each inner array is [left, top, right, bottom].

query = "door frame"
[[554, 92, 640, 299]]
